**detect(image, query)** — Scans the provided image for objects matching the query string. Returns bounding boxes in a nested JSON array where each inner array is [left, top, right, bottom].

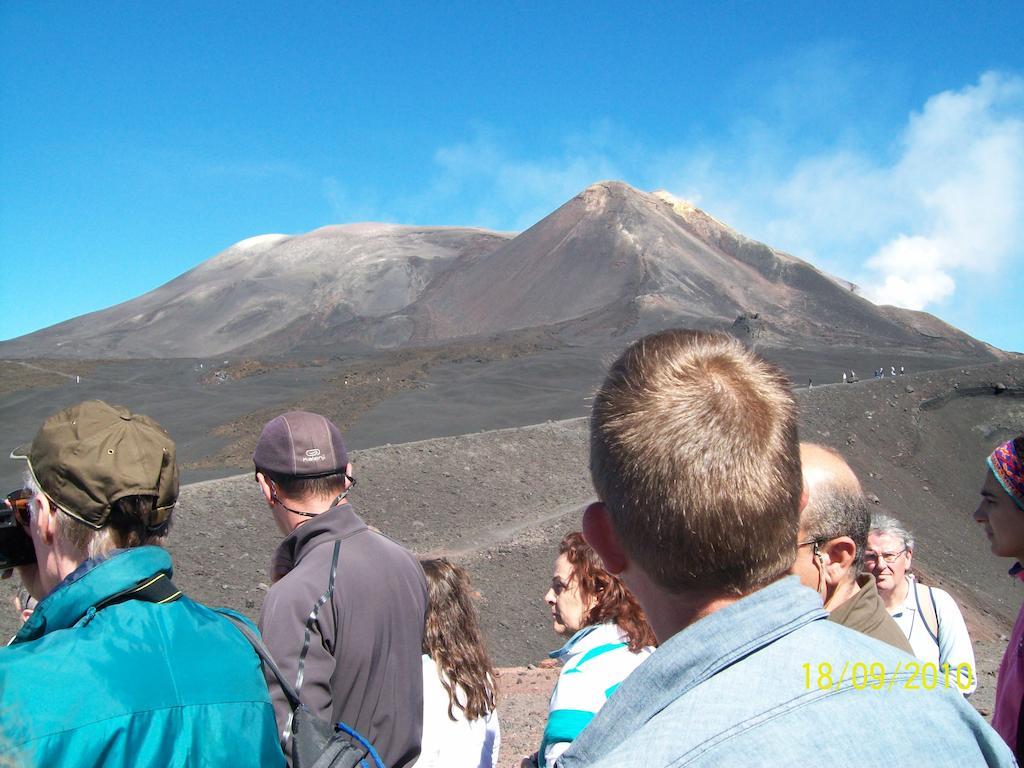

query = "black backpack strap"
[[295, 539, 342, 698], [217, 609, 304, 713], [218, 539, 342, 720], [94, 571, 182, 611]]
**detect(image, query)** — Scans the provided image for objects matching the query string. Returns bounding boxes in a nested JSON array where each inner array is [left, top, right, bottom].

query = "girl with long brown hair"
[[419, 558, 500, 768]]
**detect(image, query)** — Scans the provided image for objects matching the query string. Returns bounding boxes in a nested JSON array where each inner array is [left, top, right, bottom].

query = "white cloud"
[[677, 72, 1024, 313], [424, 130, 626, 230], [863, 236, 956, 308], [858, 72, 1024, 307], [318, 71, 1023, 340], [319, 128, 626, 231]]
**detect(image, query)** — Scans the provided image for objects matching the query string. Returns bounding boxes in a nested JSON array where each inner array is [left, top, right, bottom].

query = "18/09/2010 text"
[[803, 661, 974, 692]]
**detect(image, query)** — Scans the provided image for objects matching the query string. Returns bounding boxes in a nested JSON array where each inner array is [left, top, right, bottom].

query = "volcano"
[[0, 181, 1001, 361]]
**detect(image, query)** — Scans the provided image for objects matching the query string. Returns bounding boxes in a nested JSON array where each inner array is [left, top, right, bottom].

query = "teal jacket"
[[0, 546, 285, 768]]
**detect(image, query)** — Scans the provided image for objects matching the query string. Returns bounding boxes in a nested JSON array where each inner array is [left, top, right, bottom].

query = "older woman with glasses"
[[867, 513, 976, 694]]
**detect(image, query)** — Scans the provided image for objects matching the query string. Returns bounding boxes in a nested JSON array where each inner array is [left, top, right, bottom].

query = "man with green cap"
[[0, 400, 284, 767]]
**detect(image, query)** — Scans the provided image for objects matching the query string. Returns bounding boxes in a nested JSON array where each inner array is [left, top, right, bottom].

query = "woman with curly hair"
[[419, 558, 500, 768], [523, 531, 656, 768]]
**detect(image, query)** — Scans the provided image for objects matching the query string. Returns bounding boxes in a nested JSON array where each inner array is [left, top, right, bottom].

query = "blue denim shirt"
[[558, 576, 1014, 767]]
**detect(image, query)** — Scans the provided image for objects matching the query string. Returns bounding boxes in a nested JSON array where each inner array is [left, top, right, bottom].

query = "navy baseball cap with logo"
[[253, 411, 348, 478]]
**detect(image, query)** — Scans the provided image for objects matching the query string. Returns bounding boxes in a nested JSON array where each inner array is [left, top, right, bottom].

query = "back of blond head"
[[590, 329, 802, 595]]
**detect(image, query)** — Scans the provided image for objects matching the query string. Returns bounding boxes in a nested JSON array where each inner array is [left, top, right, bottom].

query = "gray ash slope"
[[3, 360, 1020, 714], [0, 182, 1001, 360], [0, 225, 511, 359], [409, 183, 994, 356]]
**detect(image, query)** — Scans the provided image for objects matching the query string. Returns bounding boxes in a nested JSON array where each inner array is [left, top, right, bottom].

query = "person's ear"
[[345, 463, 353, 488], [582, 501, 628, 574], [34, 494, 57, 546], [255, 472, 274, 506], [821, 537, 856, 586], [904, 547, 913, 570]]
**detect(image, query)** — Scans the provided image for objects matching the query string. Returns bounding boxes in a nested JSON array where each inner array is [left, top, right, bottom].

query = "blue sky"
[[2, 2, 1022, 351]]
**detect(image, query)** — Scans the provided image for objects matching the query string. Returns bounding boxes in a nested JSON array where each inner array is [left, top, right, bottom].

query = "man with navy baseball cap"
[[253, 410, 427, 768]]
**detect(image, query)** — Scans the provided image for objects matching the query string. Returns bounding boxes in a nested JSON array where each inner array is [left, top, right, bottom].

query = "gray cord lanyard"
[[911, 578, 940, 646]]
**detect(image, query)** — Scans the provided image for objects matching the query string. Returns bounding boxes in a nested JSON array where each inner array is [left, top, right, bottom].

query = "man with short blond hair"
[[791, 443, 912, 652], [560, 329, 1010, 767], [588, 328, 801, 599]]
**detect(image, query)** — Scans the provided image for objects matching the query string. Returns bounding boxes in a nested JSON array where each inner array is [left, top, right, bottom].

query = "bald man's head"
[[798, 443, 869, 577], [801, 443, 862, 498]]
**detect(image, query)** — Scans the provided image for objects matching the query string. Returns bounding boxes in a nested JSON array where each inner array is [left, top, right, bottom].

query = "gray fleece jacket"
[[259, 501, 427, 768]]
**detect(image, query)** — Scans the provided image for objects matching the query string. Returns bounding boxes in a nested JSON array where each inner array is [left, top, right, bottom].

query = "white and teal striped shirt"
[[540, 622, 654, 767]]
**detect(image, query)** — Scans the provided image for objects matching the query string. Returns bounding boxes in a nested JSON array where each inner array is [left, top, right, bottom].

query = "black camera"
[[1, 489, 36, 569]]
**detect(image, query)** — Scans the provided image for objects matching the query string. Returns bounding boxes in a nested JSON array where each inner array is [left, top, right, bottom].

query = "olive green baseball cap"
[[10, 400, 179, 530]]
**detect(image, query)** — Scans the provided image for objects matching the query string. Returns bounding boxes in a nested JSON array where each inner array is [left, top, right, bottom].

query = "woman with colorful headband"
[[975, 435, 1024, 759]]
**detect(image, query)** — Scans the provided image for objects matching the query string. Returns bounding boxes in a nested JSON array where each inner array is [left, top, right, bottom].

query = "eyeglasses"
[[797, 538, 824, 563], [4, 489, 33, 528], [863, 548, 907, 565]]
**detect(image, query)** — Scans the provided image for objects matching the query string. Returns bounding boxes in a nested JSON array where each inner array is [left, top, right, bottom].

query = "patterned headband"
[[988, 437, 1024, 512]]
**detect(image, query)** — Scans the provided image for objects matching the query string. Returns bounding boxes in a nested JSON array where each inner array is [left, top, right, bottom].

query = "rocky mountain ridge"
[[0, 182, 1001, 360]]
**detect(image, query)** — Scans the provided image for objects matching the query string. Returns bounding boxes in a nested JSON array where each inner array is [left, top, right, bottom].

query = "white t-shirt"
[[419, 654, 500, 768], [889, 575, 976, 694]]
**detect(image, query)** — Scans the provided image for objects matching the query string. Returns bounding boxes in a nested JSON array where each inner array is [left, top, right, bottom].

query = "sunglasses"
[[4, 489, 33, 528], [1, 489, 38, 569]]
